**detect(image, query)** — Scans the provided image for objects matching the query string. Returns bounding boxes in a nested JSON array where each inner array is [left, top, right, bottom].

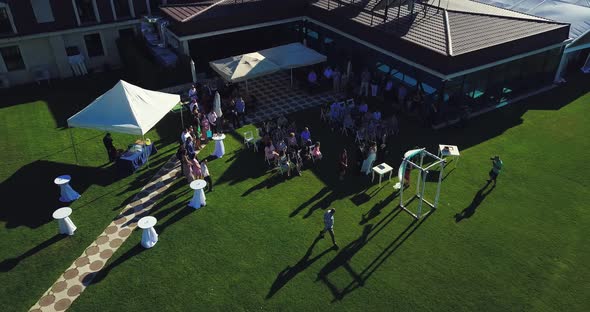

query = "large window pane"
[[114, 0, 131, 19], [0, 8, 13, 34], [76, 0, 97, 24], [84, 33, 104, 57], [31, 0, 55, 23], [0, 46, 25, 71]]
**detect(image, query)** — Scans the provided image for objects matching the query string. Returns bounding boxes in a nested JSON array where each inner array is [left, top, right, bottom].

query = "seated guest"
[[265, 141, 279, 163], [278, 150, 292, 177], [301, 127, 311, 144], [287, 132, 298, 147], [188, 84, 198, 101], [312, 141, 323, 161], [277, 139, 287, 153], [358, 102, 369, 113], [103, 133, 119, 162], [343, 114, 354, 129]]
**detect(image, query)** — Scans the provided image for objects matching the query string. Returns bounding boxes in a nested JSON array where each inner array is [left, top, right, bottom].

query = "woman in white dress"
[[360, 142, 377, 175]]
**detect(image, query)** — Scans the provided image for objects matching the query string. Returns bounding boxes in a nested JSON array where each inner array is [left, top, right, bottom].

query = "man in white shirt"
[[208, 111, 219, 133], [181, 127, 191, 144], [201, 159, 212, 192], [320, 208, 337, 247], [188, 85, 198, 101]]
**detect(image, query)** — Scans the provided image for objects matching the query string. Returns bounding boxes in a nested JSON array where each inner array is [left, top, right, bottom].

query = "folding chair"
[[346, 98, 355, 108], [244, 131, 255, 150]]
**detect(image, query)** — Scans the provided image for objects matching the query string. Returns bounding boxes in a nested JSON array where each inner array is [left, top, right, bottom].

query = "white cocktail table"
[[138, 216, 158, 248], [372, 163, 394, 186], [438, 144, 460, 167], [52, 207, 77, 236], [212, 134, 226, 158], [188, 180, 207, 209], [54, 175, 81, 202]]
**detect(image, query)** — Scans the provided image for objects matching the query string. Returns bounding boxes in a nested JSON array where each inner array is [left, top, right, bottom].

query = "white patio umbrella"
[[213, 91, 222, 117]]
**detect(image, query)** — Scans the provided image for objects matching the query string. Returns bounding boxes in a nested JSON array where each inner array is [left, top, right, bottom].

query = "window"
[[31, 0, 55, 23], [84, 33, 104, 57], [113, 0, 131, 19], [75, 0, 97, 24], [0, 7, 15, 35], [0, 46, 25, 71]]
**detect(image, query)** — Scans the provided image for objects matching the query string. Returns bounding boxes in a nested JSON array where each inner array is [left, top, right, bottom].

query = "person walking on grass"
[[320, 208, 338, 248], [488, 155, 503, 184]]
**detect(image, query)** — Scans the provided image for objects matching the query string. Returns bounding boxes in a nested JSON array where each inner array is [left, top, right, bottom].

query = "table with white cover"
[[438, 144, 460, 168], [372, 163, 394, 186], [54, 175, 81, 202], [212, 134, 226, 158], [138, 216, 158, 249], [188, 180, 207, 209], [52, 207, 77, 236]]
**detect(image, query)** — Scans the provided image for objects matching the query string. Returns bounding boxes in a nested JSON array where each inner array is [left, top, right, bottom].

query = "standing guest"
[[185, 136, 196, 160], [190, 157, 202, 179], [319, 208, 338, 247], [103, 133, 119, 162], [312, 141, 323, 161], [189, 99, 198, 114], [201, 115, 210, 143], [332, 67, 342, 92], [308, 69, 318, 93], [384, 75, 394, 103], [398, 84, 408, 110], [176, 144, 187, 176], [181, 126, 191, 144], [301, 127, 311, 145], [235, 96, 246, 126], [360, 141, 377, 175], [201, 159, 213, 192], [287, 132, 298, 147], [488, 155, 503, 184], [339, 149, 348, 181], [181, 153, 195, 183], [370, 73, 379, 97], [373, 110, 382, 121], [188, 84, 198, 101], [208, 110, 219, 134], [360, 68, 370, 97], [323, 65, 333, 80], [227, 99, 239, 130]]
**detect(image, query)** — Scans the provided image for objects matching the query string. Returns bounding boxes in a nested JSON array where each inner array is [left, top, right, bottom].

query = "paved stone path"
[[29, 154, 186, 311]]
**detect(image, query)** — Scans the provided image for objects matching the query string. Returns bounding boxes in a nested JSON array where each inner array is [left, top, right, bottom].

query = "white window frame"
[[72, 0, 101, 26], [0, 3, 18, 35], [30, 0, 55, 23], [83, 32, 107, 59], [111, 0, 135, 20]]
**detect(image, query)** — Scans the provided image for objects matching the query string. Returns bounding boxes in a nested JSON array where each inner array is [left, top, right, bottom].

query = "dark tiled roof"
[[160, 3, 213, 22]]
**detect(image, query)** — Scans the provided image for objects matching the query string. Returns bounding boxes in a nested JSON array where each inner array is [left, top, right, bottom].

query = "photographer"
[[488, 155, 503, 184]]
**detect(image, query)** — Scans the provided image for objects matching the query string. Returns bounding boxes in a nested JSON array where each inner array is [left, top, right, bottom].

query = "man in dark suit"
[[103, 133, 118, 162]]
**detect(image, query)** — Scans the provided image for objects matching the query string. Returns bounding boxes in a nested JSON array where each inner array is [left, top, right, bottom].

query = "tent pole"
[[143, 134, 150, 169], [69, 127, 79, 164], [246, 80, 249, 92], [180, 102, 185, 129]]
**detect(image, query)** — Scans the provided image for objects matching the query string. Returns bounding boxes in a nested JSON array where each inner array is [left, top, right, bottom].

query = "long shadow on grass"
[[0, 160, 125, 229], [82, 243, 145, 286], [214, 131, 267, 187], [266, 233, 337, 299], [454, 180, 496, 222], [0, 234, 66, 272], [317, 209, 431, 301]]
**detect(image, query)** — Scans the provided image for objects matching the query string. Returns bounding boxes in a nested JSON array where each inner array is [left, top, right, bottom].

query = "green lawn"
[[1, 73, 589, 312]]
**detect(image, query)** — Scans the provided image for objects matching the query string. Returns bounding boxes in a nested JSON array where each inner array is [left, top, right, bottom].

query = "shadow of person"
[[266, 234, 335, 299], [455, 180, 496, 222]]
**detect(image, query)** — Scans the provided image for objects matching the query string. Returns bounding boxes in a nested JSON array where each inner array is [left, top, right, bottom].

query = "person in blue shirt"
[[488, 155, 503, 184]]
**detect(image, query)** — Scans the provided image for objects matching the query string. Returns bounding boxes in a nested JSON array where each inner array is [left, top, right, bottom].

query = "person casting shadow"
[[455, 180, 496, 222], [266, 233, 336, 299]]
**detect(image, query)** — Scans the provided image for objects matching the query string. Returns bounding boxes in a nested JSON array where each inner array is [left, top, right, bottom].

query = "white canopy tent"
[[67, 80, 180, 163], [209, 42, 327, 87]]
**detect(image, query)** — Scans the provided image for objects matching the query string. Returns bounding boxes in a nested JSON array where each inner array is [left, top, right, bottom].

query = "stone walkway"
[[30, 154, 186, 311]]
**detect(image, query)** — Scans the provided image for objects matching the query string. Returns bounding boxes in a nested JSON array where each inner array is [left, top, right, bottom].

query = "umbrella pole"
[[69, 127, 79, 164], [291, 69, 293, 88], [246, 80, 249, 92], [180, 102, 185, 129]]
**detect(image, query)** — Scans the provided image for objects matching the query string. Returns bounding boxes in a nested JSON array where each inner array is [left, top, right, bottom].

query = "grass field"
[[1, 73, 589, 312]]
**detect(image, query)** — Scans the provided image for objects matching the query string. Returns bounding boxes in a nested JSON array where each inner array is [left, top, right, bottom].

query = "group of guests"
[[177, 123, 213, 191]]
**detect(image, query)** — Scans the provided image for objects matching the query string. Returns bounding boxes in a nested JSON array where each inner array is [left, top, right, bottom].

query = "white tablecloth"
[[141, 227, 159, 248], [214, 140, 225, 158], [189, 189, 206, 209], [59, 183, 81, 202], [58, 217, 77, 235]]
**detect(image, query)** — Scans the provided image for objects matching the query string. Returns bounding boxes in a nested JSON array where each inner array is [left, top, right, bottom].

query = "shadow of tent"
[[0, 160, 124, 229]]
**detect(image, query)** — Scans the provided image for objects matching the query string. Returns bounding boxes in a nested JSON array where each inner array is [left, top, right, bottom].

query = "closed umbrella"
[[190, 59, 197, 83], [347, 60, 352, 78], [213, 91, 222, 117]]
